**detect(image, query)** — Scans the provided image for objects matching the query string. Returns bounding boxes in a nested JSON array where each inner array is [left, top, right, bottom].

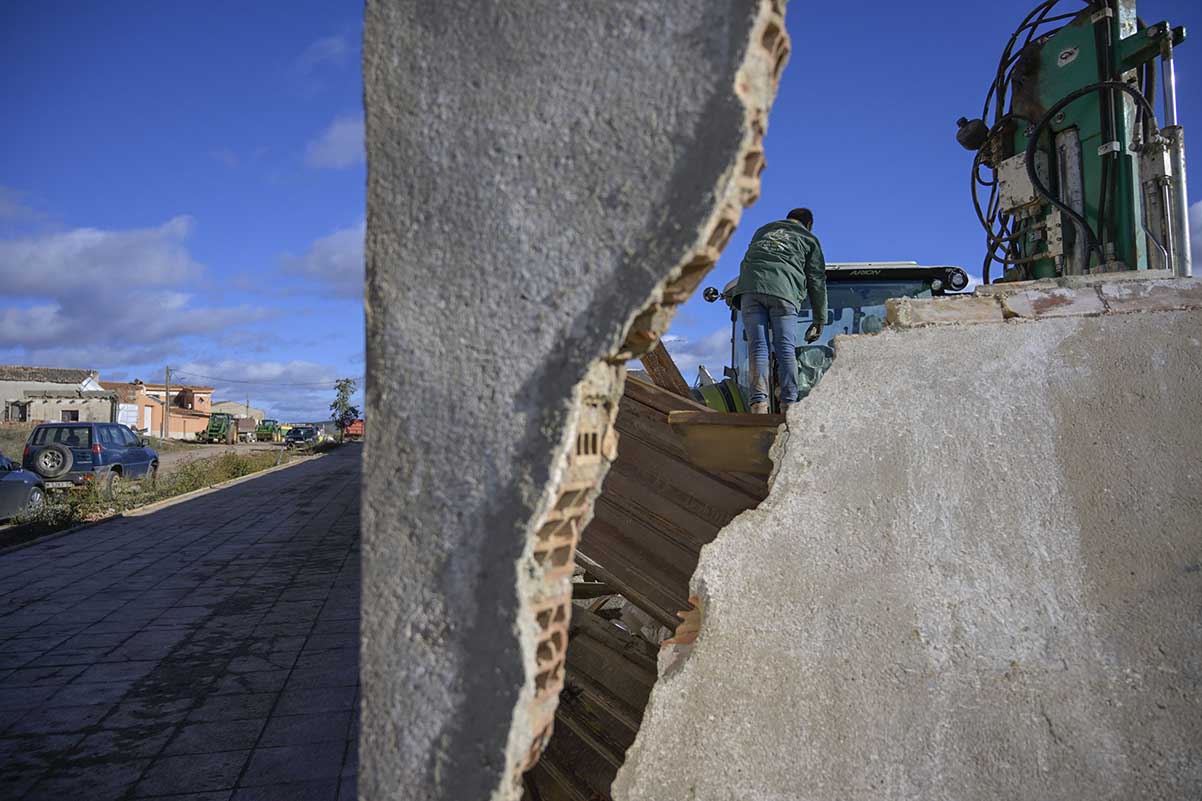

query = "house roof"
[[19, 390, 117, 400], [0, 365, 98, 384]]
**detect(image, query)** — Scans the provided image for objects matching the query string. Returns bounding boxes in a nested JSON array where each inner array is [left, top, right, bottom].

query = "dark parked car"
[[284, 426, 320, 449], [0, 454, 45, 520], [23, 423, 159, 499]]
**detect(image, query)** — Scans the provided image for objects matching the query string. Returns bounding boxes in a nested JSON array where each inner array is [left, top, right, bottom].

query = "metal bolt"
[[1053, 113, 1065, 125]]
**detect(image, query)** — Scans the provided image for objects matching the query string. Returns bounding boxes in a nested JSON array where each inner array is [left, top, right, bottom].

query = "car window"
[[99, 425, 122, 446], [120, 427, 140, 446], [32, 426, 93, 448]]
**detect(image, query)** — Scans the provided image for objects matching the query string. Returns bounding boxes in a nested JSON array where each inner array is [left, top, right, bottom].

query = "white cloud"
[[1190, 200, 1201, 264], [0, 216, 201, 296], [0, 217, 270, 369], [296, 34, 351, 75], [282, 220, 365, 298], [304, 115, 364, 169], [642, 326, 731, 386]]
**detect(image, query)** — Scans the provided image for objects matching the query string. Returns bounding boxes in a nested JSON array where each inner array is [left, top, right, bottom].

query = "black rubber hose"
[[983, 1, 1089, 124], [1024, 80, 1160, 267], [983, 0, 1058, 121]]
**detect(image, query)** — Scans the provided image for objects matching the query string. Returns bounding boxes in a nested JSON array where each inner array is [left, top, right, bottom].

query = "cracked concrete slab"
[[361, 1, 787, 799], [615, 306, 1202, 800]]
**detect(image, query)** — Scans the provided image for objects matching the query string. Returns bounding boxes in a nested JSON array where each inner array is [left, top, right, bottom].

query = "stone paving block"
[[46, 680, 136, 707], [67, 630, 134, 648], [282, 666, 357, 691], [134, 749, 251, 796], [258, 711, 351, 747], [77, 659, 159, 683], [164, 719, 266, 755], [231, 780, 338, 801], [212, 670, 291, 696], [188, 692, 277, 723], [238, 741, 345, 786], [78, 724, 175, 758], [293, 648, 355, 673], [7, 702, 114, 735], [0, 731, 84, 790], [28, 645, 116, 667], [23, 757, 152, 801], [226, 654, 297, 674], [105, 696, 195, 728], [0, 684, 58, 709], [5, 633, 73, 652], [301, 633, 356, 653], [273, 686, 355, 717], [0, 650, 39, 669], [5, 663, 88, 688]]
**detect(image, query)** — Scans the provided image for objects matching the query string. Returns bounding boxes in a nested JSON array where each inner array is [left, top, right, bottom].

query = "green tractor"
[[197, 412, 237, 444], [697, 262, 970, 413], [255, 418, 282, 442]]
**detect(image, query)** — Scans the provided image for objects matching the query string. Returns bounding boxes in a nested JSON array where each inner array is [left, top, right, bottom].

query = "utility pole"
[[163, 366, 171, 440]]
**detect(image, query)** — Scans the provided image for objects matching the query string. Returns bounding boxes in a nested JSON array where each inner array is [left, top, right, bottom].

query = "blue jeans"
[[740, 292, 799, 406]]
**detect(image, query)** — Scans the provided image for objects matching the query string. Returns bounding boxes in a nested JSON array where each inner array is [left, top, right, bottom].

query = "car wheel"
[[25, 486, 46, 514], [103, 470, 122, 501], [33, 444, 74, 478]]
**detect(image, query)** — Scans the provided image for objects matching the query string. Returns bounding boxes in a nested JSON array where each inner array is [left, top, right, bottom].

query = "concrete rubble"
[[614, 276, 1202, 800]]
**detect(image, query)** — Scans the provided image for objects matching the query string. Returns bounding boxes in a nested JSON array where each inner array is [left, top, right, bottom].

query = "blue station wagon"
[[23, 423, 159, 499]]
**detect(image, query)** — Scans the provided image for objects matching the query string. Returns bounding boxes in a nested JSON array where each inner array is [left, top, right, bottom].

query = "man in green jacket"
[[732, 207, 827, 414]]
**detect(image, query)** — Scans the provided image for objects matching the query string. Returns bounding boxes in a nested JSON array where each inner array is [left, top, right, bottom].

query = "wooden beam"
[[666, 410, 785, 476], [638, 340, 693, 399]]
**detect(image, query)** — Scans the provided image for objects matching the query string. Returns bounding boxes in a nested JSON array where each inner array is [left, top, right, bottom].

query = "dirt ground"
[[154, 441, 284, 475]]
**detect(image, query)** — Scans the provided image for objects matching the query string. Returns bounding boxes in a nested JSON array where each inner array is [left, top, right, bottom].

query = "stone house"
[[1, 365, 116, 423]]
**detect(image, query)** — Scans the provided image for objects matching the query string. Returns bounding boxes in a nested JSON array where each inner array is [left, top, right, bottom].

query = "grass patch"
[[1, 449, 295, 550], [0, 423, 34, 462]]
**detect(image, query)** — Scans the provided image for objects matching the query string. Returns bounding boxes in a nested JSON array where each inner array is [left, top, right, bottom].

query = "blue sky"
[[0, 2, 364, 421], [1, 2, 1199, 414]]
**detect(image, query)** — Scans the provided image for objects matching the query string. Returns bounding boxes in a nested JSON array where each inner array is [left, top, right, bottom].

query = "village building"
[[1, 365, 116, 423], [101, 380, 214, 439], [211, 400, 265, 423]]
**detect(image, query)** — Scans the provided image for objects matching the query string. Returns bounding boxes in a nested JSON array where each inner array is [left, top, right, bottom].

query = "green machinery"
[[699, 263, 969, 412], [255, 418, 281, 442], [957, 0, 1190, 282], [197, 412, 236, 444]]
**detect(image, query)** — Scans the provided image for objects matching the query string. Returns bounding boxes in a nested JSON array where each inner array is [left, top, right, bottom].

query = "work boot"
[[750, 401, 769, 414]]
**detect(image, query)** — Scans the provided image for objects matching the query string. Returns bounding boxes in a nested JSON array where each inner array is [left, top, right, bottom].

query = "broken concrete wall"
[[361, 2, 788, 799], [616, 279, 1202, 800]]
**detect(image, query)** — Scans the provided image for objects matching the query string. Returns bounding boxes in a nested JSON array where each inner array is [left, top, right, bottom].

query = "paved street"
[[0, 445, 360, 801]]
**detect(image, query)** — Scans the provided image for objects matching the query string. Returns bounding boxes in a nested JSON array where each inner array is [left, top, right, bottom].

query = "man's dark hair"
[[787, 207, 813, 228]]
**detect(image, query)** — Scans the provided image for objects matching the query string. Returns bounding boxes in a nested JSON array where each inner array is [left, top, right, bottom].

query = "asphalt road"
[[0, 443, 361, 801]]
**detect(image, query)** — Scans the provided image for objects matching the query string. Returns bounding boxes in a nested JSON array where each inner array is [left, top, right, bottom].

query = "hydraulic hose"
[[1024, 79, 1161, 267]]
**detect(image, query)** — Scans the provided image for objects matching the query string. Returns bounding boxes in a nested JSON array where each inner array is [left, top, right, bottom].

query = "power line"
[[169, 368, 364, 389]]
